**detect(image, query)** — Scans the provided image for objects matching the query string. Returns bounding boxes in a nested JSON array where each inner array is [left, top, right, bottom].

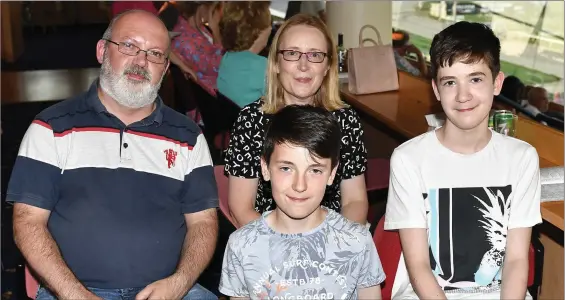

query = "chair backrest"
[[25, 265, 39, 299], [214, 165, 237, 227]]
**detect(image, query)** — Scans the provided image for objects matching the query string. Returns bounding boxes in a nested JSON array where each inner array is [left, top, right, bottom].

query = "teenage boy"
[[219, 105, 385, 299], [385, 22, 541, 299]]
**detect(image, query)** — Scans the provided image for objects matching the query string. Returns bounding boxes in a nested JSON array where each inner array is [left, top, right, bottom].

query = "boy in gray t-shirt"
[[219, 105, 385, 299]]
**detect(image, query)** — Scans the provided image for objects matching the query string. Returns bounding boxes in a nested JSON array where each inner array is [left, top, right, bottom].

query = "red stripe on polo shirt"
[[53, 127, 121, 137], [32, 120, 52, 129]]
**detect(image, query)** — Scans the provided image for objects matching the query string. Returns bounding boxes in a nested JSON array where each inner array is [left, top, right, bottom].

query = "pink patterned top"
[[171, 17, 224, 96]]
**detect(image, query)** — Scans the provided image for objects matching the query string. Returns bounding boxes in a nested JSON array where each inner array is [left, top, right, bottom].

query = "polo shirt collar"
[[86, 78, 164, 125]]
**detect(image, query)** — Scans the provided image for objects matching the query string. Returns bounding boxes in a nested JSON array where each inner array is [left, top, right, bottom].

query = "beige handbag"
[[347, 25, 399, 95]]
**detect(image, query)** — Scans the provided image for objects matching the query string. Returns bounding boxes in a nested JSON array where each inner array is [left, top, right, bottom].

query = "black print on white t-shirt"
[[423, 185, 512, 290], [224, 100, 367, 214]]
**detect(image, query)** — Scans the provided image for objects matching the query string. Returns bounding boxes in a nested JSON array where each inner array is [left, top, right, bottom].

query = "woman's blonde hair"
[[262, 13, 346, 114], [220, 2, 271, 52]]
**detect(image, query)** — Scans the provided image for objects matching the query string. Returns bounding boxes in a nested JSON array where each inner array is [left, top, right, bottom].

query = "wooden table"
[[541, 201, 564, 230]]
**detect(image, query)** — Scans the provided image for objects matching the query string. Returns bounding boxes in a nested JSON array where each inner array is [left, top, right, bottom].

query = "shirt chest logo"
[[164, 149, 178, 169]]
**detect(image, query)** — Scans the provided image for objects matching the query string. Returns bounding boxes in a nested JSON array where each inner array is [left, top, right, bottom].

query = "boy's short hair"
[[262, 105, 341, 169], [429, 21, 501, 82]]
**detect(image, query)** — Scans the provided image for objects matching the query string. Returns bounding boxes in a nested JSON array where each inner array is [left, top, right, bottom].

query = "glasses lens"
[[283, 51, 301, 61], [118, 43, 139, 56], [146, 52, 166, 64], [308, 52, 325, 63]]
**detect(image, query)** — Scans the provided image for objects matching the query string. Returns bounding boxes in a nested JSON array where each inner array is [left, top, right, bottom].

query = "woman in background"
[[217, 1, 272, 108], [171, 1, 224, 96]]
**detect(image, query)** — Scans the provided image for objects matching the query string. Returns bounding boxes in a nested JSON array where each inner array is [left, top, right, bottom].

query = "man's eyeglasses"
[[103, 39, 168, 64], [278, 50, 327, 63]]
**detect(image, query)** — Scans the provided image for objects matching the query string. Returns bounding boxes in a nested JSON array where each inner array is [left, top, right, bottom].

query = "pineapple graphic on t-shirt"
[[423, 185, 512, 290]]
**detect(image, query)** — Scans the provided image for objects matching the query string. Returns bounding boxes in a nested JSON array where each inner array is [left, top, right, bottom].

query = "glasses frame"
[[103, 39, 168, 64], [277, 50, 327, 63]]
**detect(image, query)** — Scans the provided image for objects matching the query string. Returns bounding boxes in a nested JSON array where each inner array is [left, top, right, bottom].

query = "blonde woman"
[[224, 14, 368, 227]]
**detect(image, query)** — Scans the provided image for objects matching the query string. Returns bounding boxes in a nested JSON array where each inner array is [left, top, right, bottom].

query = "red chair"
[[214, 165, 237, 227], [366, 158, 390, 192], [365, 158, 390, 227], [372, 214, 543, 300], [25, 265, 39, 299], [372, 216, 402, 300]]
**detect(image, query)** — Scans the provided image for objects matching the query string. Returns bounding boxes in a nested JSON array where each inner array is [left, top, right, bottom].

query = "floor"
[[1, 23, 237, 299]]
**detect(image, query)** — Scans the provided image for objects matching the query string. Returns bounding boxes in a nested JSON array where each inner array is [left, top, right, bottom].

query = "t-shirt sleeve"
[[6, 119, 62, 210], [508, 146, 542, 229], [340, 109, 367, 180], [224, 106, 263, 179], [219, 234, 250, 297], [384, 150, 428, 230], [180, 133, 218, 214], [357, 230, 386, 288]]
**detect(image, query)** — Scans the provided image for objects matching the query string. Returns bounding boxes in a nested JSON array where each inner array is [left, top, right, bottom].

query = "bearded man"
[[7, 9, 219, 300]]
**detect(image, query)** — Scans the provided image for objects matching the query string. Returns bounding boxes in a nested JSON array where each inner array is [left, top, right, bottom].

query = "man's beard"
[[99, 52, 164, 109]]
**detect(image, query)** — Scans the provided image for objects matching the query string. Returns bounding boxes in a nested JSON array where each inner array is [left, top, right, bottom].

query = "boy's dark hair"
[[430, 21, 500, 82], [262, 105, 341, 169]]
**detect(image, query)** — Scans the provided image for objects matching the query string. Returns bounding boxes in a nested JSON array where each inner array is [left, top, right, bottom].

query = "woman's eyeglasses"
[[278, 50, 327, 63]]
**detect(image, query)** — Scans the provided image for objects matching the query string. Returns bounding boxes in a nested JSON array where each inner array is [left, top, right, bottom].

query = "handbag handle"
[[361, 38, 378, 46], [358, 24, 383, 47]]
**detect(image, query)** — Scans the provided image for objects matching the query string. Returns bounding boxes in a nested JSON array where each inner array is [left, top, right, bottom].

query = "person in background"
[[527, 86, 564, 120], [501, 76, 564, 123], [392, 29, 424, 77], [499, 75, 525, 104], [217, 1, 272, 108], [385, 21, 541, 299], [171, 1, 224, 96], [224, 14, 369, 228], [219, 105, 385, 299], [8, 10, 219, 300]]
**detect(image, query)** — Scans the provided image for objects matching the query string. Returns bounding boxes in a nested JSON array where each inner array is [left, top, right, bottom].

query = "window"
[[393, 1, 564, 103]]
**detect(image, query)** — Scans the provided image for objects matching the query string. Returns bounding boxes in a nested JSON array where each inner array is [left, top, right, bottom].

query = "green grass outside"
[[408, 33, 561, 86]]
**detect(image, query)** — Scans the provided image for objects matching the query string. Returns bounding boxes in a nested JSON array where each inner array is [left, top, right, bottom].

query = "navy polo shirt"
[[7, 80, 218, 289]]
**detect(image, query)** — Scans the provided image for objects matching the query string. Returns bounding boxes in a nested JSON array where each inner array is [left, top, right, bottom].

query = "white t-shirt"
[[384, 129, 542, 299]]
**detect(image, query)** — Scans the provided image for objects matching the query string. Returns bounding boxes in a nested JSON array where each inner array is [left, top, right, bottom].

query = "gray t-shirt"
[[220, 208, 385, 299]]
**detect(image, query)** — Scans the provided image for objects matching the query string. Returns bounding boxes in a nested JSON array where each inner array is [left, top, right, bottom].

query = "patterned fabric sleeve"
[[219, 235, 250, 297], [171, 17, 224, 94], [339, 108, 368, 179], [224, 103, 263, 179]]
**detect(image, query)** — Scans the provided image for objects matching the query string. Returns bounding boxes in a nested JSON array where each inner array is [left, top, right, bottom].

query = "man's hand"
[[135, 273, 189, 300]]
